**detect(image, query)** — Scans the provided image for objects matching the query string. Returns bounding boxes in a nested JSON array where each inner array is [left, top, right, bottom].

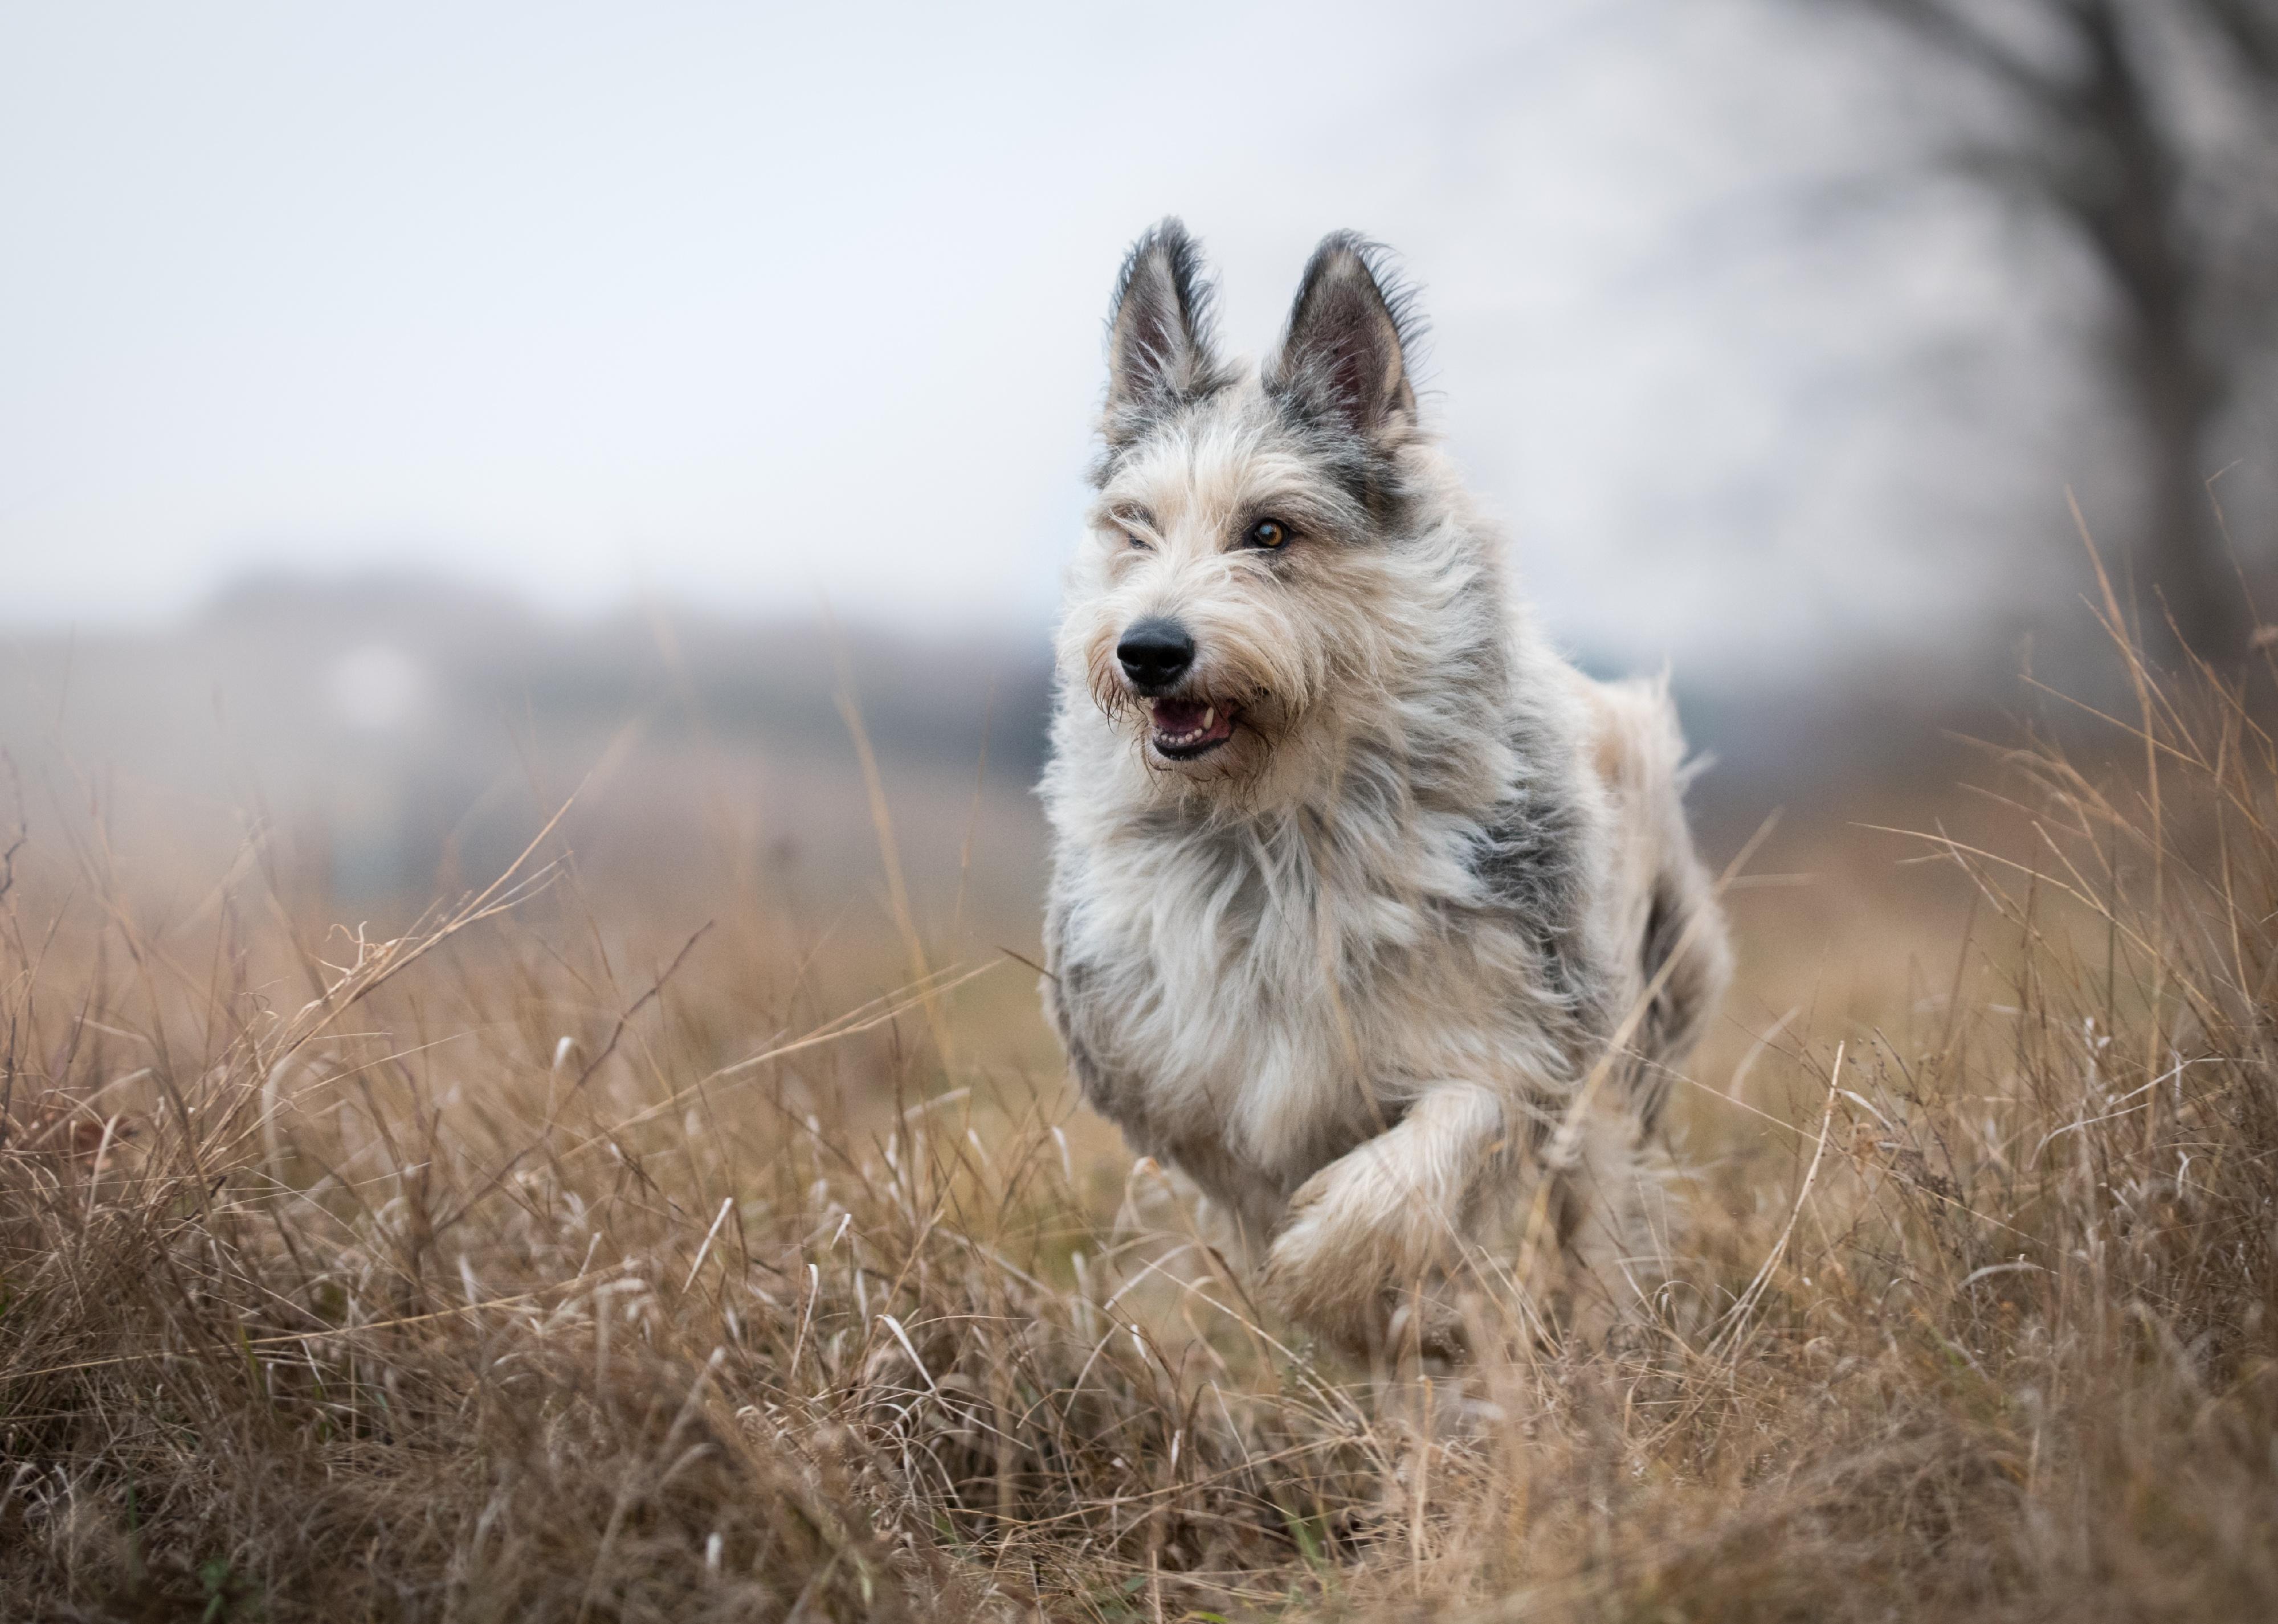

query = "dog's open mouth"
[[1149, 698, 1236, 759]]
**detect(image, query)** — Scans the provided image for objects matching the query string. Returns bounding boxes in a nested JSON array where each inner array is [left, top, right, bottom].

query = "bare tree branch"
[[1823, 0, 2278, 656], [1853, 0, 2075, 114]]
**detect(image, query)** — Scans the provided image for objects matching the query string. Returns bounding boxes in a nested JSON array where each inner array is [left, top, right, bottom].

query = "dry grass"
[[6, 630, 2278, 1622]]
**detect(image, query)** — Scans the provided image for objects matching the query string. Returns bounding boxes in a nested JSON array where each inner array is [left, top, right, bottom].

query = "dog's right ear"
[[1103, 218, 1224, 435]]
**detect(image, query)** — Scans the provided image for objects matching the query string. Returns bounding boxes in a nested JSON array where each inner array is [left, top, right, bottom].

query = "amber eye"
[[1245, 518, 1289, 549]]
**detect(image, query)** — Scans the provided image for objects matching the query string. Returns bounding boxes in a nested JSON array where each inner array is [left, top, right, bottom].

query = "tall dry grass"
[[5, 627, 2277, 1621]]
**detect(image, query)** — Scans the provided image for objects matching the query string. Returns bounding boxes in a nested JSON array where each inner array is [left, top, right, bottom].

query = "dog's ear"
[[1104, 218, 1223, 431], [1268, 232, 1419, 441]]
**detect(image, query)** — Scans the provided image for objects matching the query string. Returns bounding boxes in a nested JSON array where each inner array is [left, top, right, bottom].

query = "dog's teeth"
[[1151, 702, 1227, 750]]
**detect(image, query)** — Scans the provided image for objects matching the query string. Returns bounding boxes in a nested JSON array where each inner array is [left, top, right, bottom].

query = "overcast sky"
[[0, 1, 2109, 675]]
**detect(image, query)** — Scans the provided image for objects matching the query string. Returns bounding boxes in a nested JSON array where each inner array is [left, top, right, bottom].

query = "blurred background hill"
[[0, 566, 2038, 912]]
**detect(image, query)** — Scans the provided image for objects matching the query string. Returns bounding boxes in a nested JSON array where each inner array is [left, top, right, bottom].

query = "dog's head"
[[1059, 220, 1455, 801]]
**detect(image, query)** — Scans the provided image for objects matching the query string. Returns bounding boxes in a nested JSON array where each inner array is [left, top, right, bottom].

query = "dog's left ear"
[[1268, 232, 1419, 442]]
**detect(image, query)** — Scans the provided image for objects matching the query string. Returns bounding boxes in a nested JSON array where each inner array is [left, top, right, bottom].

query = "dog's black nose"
[[1117, 619, 1195, 691]]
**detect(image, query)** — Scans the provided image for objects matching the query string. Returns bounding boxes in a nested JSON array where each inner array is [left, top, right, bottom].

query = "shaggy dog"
[[1039, 221, 1730, 1355]]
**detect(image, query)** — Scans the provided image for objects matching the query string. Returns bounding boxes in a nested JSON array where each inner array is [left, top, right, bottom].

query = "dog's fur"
[[1039, 221, 1731, 1354]]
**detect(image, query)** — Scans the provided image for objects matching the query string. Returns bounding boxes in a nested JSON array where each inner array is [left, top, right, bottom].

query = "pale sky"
[[0, 1, 2104, 674]]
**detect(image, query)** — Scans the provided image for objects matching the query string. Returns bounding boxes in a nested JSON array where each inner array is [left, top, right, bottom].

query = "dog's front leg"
[[1259, 1083, 1508, 1354]]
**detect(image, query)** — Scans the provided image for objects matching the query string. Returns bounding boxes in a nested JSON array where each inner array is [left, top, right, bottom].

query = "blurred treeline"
[[2, 564, 2110, 947], [0, 576, 1054, 939]]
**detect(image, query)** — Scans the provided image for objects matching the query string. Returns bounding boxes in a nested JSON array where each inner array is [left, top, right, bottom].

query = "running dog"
[[1039, 220, 1730, 1354]]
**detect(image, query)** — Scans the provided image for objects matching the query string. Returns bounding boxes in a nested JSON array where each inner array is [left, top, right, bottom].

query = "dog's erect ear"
[[1268, 232, 1419, 440], [1104, 218, 1223, 429]]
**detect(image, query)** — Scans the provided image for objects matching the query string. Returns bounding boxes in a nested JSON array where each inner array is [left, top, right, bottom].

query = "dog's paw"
[[1259, 1172, 1340, 1290], [1262, 1234, 1374, 1352], [1263, 1186, 1478, 1359], [1259, 1162, 1402, 1347]]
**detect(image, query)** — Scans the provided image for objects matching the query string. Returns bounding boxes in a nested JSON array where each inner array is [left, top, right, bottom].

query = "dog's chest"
[[1058, 821, 1448, 1189]]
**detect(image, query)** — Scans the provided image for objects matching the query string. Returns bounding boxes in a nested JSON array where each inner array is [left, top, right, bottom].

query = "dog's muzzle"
[[1116, 618, 1238, 758]]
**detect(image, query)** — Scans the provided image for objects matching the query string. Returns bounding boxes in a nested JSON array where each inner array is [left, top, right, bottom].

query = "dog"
[[1038, 220, 1730, 1356]]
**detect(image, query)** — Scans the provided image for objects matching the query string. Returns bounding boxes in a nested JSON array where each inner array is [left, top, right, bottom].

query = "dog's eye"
[[1244, 519, 1289, 550], [1124, 532, 1150, 551]]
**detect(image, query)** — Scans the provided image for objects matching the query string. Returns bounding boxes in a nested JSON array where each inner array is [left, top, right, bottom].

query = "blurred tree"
[[1844, 0, 2278, 656]]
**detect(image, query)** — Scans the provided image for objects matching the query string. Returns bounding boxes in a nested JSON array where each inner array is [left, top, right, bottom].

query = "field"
[[5, 620, 2277, 1622]]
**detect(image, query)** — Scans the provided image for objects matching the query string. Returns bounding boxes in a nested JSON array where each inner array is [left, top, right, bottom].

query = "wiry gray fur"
[[1040, 219, 1731, 1355]]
